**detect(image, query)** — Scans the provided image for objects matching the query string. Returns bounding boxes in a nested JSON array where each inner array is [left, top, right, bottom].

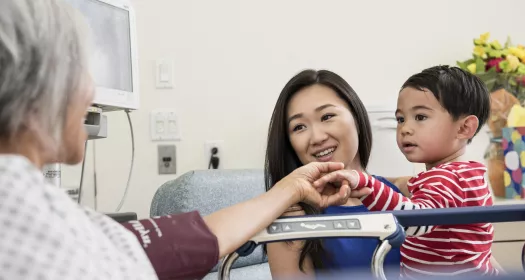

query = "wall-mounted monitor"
[[67, 0, 140, 111]]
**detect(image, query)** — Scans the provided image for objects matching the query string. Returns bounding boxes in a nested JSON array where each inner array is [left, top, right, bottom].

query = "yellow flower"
[[518, 44, 525, 50], [467, 63, 477, 74], [507, 55, 520, 71], [509, 47, 525, 61], [474, 32, 490, 45], [473, 46, 486, 57]]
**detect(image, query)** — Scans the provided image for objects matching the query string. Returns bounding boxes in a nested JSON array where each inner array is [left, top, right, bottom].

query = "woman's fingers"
[[323, 183, 350, 208], [312, 171, 337, 188], [311, 162, 345, 174], [350, 187, 372, 197], [338, 180, 350, 197], [314, 180, 369, 208], [313, 170, 352, 188]]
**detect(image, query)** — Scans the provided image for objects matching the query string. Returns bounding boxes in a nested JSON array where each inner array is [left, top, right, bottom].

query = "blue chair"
[[150, 169, 271, 280]]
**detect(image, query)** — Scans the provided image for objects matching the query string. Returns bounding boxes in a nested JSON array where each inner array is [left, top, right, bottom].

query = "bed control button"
[[268, 224, 281, 233], [347, 219, 361, 229], [333, 221, 346, 229]]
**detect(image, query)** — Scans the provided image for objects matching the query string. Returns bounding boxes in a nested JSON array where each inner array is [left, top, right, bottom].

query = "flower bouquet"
[[456, 32, 525, 198], [457, 33, 525, 135]]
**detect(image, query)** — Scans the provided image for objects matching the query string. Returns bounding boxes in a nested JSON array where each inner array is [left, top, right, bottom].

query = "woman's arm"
[[124, 186, 303, 279], [203, 161, 360, 259], [123, 186, 302, 280], [124, 161, 350, 280], [203, 183, 299, 258], [267, 208, 316, 279]]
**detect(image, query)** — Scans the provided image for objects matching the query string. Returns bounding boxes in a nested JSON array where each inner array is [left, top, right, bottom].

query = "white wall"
[[62, 0, 525, 218]]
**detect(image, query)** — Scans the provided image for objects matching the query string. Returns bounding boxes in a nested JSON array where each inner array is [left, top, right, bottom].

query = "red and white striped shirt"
[[354, 161, 497, 278]]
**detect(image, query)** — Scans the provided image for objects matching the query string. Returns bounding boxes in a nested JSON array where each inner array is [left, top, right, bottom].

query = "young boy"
[[315, 65, 497, 277]]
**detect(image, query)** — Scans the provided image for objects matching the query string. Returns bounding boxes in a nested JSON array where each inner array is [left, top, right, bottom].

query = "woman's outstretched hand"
[[203, 162, 362, 259], [313, 169, 372, 199], [275, 162, 353, 209]]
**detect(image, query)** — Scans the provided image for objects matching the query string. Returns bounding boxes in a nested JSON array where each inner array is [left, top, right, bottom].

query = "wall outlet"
[[204, 140, 224, 169], [158, 144, 176, 174]]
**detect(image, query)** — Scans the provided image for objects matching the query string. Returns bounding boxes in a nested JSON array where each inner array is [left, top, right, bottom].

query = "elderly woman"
[[0, 0, 360, 279]]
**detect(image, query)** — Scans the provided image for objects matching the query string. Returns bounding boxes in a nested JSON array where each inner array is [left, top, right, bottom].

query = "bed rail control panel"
[[218, 205, 525, 280], [267, 218, 361, 233], [252, 214, 403, 245], [218, 213, 406, 280]]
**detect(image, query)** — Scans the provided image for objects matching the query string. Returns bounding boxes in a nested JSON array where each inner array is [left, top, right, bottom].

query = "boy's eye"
[[321, 114, 335, 121], [415, 115, 427, 121], [396, 117, 404, 123], [292, 124, 306, 132]]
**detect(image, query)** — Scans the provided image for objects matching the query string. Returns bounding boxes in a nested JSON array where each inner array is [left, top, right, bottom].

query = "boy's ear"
[[457, 115, 479, 141]]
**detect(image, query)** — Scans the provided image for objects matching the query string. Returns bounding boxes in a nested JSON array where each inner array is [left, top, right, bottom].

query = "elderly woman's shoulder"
[[0, 155, 76, 223], [0, 155, 81, 277], [0, 155, 46, 196]]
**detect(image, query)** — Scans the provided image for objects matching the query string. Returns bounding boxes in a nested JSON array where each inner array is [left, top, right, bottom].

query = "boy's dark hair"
[[401, 65, 490, 143]]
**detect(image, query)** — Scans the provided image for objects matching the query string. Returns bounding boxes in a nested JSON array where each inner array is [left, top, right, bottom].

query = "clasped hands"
[[278, 161, 372, 212]]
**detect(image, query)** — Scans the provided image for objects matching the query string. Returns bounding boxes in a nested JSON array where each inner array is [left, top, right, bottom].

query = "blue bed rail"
[[218, 204, 525, 280]]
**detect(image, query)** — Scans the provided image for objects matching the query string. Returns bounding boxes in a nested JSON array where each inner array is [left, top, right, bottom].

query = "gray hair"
[[0, 0, 90, 152]]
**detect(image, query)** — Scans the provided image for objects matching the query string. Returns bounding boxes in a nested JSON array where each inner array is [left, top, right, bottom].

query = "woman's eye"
[[321, 114, 335, 121], [396, 117, 404, 123], [415, 115, 427, 121], [292, 124, 306, 132]]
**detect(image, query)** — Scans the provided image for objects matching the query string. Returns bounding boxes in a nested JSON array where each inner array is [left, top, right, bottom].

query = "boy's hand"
[[278, 161, 352, 208], [313, 170, 371, 198]]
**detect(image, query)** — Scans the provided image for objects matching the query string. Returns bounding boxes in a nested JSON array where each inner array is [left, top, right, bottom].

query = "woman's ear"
[[457, 115, 479, 141]]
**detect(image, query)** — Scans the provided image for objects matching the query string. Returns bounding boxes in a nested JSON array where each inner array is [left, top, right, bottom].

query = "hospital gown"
[[0, 155, 219, 279]]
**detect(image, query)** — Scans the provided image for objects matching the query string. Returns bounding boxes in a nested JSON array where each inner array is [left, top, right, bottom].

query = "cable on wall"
[[115, 110, 135, 212]]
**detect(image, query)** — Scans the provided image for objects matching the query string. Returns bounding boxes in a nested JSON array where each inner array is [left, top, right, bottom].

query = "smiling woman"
[[264, 69, 409, 279], [287, 85, 362, 168]]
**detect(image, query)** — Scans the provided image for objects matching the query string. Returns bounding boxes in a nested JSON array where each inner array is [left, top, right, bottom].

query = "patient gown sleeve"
[[121, 211, 219, 280]]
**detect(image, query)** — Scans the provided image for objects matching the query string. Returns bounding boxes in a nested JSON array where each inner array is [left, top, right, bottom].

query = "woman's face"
[[286, 84, 361, 169], [60, 76, 95, 165]]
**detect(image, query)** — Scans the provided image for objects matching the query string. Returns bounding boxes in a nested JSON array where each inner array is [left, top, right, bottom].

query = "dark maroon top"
[[122, 211, 219, 280]]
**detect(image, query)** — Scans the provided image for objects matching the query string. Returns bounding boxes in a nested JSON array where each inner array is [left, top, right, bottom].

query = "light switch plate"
[[150, 109, 181, 141], [155, 59, 174, 89], [158, 145, 176, 174]]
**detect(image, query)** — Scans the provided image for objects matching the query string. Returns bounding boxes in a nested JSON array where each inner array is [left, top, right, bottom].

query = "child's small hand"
[[313, 170, 371, 198], [313, 170, 359, 189]]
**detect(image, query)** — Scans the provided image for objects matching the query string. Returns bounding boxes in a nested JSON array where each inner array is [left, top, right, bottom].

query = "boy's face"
[[395, 87, 462, 166]]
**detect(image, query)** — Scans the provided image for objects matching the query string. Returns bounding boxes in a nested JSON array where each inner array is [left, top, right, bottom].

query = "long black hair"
[[264, 69, 373, 271]]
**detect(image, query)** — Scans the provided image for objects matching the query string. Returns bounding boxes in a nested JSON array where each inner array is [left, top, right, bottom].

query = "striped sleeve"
[[352, 168, 465, 236]]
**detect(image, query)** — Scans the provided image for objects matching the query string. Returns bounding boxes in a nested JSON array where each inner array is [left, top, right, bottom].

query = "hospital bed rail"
[[218, 204, 525, 280]]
